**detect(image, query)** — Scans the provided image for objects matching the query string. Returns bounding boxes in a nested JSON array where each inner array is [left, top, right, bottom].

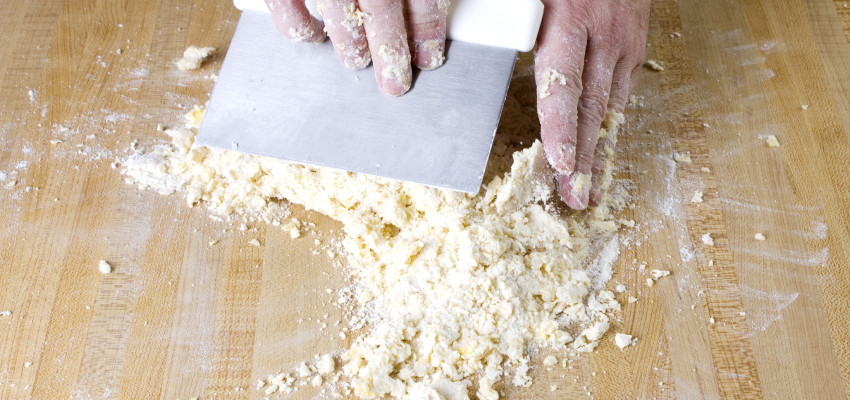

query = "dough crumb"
[[627, 296, 638, 303], [691, 191, 703, 203], [283, 219, 302, 239], [701, 233, 714, 246], [542, 355, 558, 366], [538, 68, 567, 99], [176, 46, 216, 71], [645, 59, 664, 71], [615, 284, 627, 293], [709, 317, 716, 324], [248, 238, 261, 246], [0, 311, 11, 317], [98, 260, 112, 274], [614, 333, 637, 349], [650, 269, 671, 280], [512, 358, 532, 387], [645, 278, 655, 287], [700, 167, 711, 173], [801, 104, 809, 110], [754, 233, 766, 241], [674, 153, 692, 163], [765, 135, 780, 148], [317, 354, 336, 374]]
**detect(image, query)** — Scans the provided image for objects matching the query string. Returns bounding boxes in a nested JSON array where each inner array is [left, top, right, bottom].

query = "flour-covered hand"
[[265, 0, 448, 96], [535, 0, 649, 209]]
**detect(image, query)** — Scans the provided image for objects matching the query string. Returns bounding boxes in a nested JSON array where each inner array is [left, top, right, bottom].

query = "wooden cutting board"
[[1, 0, 848, 398]]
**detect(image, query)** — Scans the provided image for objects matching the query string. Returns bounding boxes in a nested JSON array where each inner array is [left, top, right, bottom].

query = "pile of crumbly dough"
[[122, 100, 628, 399]]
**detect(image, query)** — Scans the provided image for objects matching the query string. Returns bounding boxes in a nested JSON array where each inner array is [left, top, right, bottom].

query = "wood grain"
[[0, 0, 848, 399]]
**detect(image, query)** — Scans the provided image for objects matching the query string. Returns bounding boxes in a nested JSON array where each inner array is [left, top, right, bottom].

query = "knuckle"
[[579, 90, 608, 121], [562, 68, 584, 93], [358, 0, 398, 10]]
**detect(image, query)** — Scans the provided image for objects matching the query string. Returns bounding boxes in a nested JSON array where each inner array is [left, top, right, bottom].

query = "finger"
[[587, 58, 632, 206], [265, 0, 326, 43], [587, 112, 624, 207], [405, 0, 448, 70], [317, 0, 371, 69], [557, 43, 617, 210], [535, 15, 588, 177], [358, 0, 412, 96], [607, 58, 633, 114]]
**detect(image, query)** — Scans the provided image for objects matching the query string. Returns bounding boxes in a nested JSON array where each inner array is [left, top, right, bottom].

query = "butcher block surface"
[[0, 0, 849, 398]]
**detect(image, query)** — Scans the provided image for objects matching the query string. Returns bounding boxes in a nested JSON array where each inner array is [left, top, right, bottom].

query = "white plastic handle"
[[233, 0, 543, 52]]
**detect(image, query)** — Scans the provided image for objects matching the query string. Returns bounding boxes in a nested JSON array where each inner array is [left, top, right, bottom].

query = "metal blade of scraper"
[[197, 0, 542, 193]]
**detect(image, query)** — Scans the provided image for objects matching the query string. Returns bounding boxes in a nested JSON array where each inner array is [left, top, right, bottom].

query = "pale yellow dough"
[[122, 106, 629, 399]]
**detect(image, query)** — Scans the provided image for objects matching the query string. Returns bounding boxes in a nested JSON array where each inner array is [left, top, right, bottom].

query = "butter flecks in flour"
[[122, 108, 628, 399]]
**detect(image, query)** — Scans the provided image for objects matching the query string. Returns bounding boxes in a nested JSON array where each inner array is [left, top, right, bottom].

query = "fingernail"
[[561, 172, 590, 210], [570, 173, 591, 208], [588, 184, 603, 207], [288, 21, 326, 43], [377, 45, 412, 96], [338, 42, 371, 70], [414, 39, 445, 70], [546, 143, 575, 175]]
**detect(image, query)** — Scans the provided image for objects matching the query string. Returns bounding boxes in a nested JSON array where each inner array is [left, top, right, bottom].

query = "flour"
[[122, 105, 630, 399]]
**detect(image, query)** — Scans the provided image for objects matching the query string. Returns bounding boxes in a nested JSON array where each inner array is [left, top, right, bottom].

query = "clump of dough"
[[176, 46, 216, 71]]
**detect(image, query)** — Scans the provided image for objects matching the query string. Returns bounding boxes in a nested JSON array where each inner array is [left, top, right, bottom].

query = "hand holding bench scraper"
[[197, 0, 544, 194], [197, 0, 650, 209]]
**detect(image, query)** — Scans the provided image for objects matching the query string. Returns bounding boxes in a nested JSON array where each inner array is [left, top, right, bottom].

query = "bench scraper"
[[197, 0, 543, 193]]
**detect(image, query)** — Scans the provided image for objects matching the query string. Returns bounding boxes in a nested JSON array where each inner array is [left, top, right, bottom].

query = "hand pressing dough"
[[122, 107, 630, 399]]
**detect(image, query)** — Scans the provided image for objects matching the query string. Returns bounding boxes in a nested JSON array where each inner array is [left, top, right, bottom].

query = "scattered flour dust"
[[121, 107, 631, 399]]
